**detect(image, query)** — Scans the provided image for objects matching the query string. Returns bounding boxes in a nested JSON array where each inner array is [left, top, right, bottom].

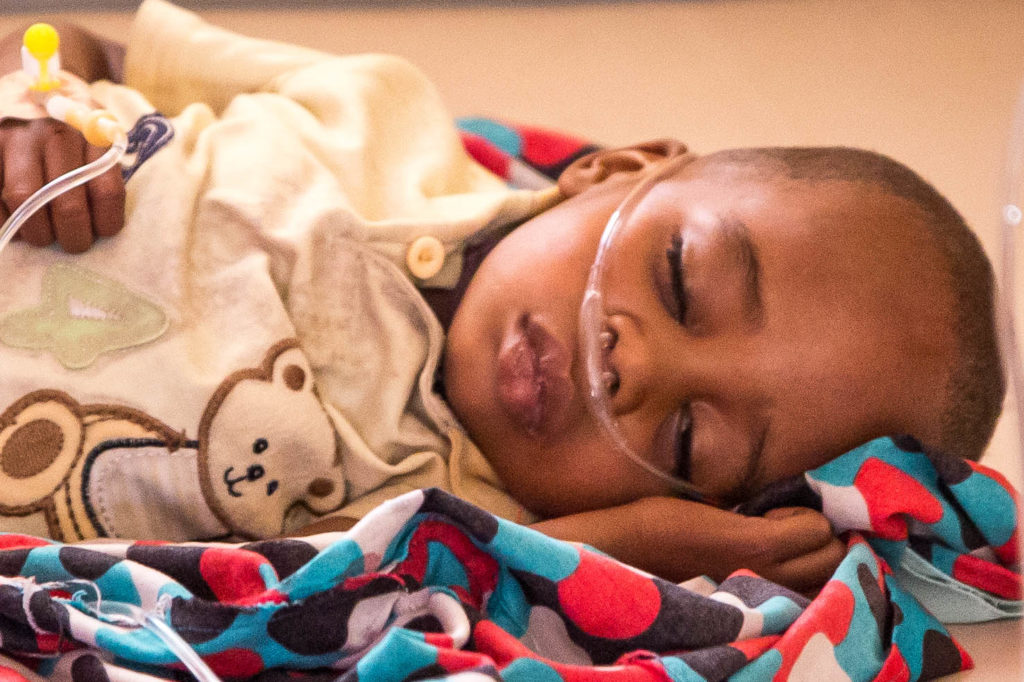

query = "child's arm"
[[0, 24, 125, 253], [531, 498, 846, 594], [292, 499, 844, 593]]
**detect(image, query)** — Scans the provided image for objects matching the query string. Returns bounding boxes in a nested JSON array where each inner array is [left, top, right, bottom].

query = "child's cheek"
[[687, 401, 753, 500]]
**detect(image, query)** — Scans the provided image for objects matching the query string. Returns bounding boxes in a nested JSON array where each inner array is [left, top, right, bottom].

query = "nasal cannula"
[[0, 23, 127, 257]]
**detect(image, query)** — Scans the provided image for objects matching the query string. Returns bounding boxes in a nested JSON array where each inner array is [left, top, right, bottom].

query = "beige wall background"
[[2, 1, 1023, 678]]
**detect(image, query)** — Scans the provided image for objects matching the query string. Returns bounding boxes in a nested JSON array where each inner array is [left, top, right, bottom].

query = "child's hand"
[[531, 497, 846, 596], [0, 117, 125, 253], [734, 506, 847, 595]]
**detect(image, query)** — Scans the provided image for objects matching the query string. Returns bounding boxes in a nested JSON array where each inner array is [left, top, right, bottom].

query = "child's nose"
[[602, 313, 756, 416]]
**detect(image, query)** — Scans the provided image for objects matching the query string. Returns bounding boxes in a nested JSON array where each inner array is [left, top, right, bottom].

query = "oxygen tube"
[[0, 23, 127, 256]]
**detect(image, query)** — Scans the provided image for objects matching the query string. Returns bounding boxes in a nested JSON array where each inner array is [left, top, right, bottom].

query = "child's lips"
[[496, 315, 573, 437]]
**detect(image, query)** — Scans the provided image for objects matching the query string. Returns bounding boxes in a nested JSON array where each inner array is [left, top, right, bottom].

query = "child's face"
[[444, 156, 956, 518]]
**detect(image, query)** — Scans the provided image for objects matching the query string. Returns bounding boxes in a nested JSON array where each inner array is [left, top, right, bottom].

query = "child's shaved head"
[[699, 146, 1004, 461]]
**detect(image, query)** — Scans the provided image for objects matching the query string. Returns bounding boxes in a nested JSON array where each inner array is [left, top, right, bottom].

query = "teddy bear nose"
[[308, 478, 335, 497]]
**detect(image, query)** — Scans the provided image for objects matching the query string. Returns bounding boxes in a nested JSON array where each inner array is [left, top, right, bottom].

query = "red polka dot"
[[729, 634, 781, 661], [34, 633, 60, 655], [519, 125, 590, 167], [952, 554, 1022, 600], [995, 530, 1018, 566], [855, 458, 943, 539], [954, 638, 974, 670], [477, 621, 662, 682], [238, 589, 288, 606], [201, 648, 264, 678], [436, 647, 493, 673], [473, 620, 533, 667], [0, 535, 49, 550], [773, 579, 856, 680], [199, 548, 272, 604], [557, 551, 661, 639], [460, 133, 511, 178], [393, 521, 499, 610], [877, 644, 911, 682], [0, 666, 29, 682], [423, 632, 453, 649]]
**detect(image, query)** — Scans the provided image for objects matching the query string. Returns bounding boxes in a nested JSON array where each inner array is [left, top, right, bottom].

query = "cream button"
[[407, 235, 445, 280]]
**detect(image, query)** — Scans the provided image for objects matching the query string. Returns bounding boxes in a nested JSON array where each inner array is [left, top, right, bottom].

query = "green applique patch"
[[0, 264, 169, 369]]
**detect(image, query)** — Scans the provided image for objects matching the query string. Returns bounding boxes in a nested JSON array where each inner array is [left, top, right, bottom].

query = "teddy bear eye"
[[253, 438, 269, 454]]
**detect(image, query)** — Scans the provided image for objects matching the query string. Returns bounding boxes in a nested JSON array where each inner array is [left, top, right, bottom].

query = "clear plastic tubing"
[[82, 597, 222, 682], [0, 134, 126, 256]]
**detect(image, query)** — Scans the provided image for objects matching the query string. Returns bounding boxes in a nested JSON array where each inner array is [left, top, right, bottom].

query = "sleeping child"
[[0, 0, 1004, 596]]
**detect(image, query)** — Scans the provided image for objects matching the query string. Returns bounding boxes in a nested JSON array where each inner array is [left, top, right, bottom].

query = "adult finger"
[[44, 124, 93, 254], [84, 142, 125, 239], [2, 123, 52, 247]]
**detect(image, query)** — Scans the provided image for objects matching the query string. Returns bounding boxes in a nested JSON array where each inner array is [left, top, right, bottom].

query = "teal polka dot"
[[355, 628, 437, 680], [758, 595, 804, 634], [484, 569, 531, 638], [503, 657, 563, 681], [490, 520, 579, 582], [659, 655, 701, 680], [426, 541, 470, 591], [730, 648, 783, 681], [21, 546, 72, 583], [282, 539, 363, 600], [951, 472, 1017, 546], [456, 117, 522, 157]]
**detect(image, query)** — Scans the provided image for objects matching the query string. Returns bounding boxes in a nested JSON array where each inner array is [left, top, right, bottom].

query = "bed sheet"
[[0, 437, 1016, 682]]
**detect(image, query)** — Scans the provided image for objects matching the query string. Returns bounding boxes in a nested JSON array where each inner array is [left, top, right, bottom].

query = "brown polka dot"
[[307, 478, 335, 498], [283, 364, 306, 391], [1, 420, 65, 479]]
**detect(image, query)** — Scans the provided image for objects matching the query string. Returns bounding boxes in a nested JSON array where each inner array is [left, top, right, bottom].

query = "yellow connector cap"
[[23, 23, 59, 60], [23, 23, 61, 92]]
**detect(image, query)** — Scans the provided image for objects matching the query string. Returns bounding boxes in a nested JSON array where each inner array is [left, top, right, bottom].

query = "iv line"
[[0, 23, 127, 258]]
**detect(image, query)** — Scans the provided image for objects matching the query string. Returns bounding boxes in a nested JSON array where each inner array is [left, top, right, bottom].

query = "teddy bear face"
[[197, 342, 347, 538]]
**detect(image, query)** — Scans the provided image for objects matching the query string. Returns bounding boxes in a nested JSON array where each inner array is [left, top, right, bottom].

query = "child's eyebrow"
[[719, 217, 764, 329]]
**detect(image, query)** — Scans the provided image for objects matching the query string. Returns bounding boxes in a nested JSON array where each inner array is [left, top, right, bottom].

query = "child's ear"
[[557, 139, 690, 198]]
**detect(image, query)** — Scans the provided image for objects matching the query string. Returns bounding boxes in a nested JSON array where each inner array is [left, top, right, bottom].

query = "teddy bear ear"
[[271, 346, 312, 393], [0, 392, 84, 511]]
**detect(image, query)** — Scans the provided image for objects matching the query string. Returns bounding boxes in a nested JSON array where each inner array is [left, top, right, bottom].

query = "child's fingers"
[[1, 123, 53, 247], [83, 143, 125, 238], [762, 506, 812, 520], [765, 506, 837, 555], [774, 535, 848, 596], [44, 126, 93, 254], [757, 507, 846, 594]]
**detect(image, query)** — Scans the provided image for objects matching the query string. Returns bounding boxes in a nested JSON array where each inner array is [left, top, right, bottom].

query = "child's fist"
[[0, 116, 124, 253], [741, 506, 846, 596]]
